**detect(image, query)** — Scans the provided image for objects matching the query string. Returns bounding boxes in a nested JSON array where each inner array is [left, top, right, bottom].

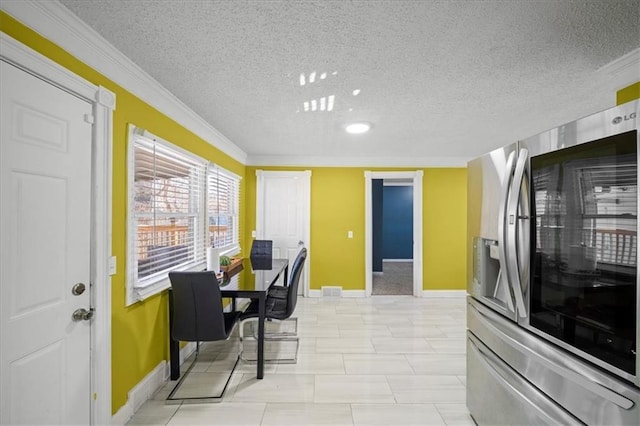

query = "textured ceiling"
[[58, 0, 640, 165]]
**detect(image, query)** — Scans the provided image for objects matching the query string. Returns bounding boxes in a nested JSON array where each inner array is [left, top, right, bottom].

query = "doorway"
[[372, 179, 414, 295], [365, 171, 423, 297]]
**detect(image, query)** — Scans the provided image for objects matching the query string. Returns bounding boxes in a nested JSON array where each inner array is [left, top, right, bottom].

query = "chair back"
[[250, 240, 273, 258], [288, 248, 305, 285], [285, 248, 307, 316], [169, 271, 229, 342]]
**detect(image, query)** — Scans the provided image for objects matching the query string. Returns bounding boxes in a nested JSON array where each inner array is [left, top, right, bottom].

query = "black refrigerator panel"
[[527, 127, 638, 383]]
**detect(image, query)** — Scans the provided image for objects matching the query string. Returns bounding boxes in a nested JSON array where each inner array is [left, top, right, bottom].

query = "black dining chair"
[[250, 239, 273, 258], [250, 239, 274, 270], [266, 247, 307, 337], [268, 246, 306, 301], [238, 248, 307, 363], [167, 271, 243, 401]]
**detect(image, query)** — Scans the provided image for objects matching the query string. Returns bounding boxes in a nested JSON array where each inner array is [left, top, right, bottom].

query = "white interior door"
[[256, 170, 311, 295], [0, 61, 93, 425]]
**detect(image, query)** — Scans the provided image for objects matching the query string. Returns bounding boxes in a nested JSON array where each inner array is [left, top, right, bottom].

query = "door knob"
[[298, 240, 304, 246], [72, 308, 94, 322], [71, 282, 86, 295]]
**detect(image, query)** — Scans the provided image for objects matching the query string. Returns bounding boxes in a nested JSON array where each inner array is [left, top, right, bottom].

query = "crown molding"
[[1, 0, 248, 164], [597, 48, 640, 90], [246, 154, 469, 168]]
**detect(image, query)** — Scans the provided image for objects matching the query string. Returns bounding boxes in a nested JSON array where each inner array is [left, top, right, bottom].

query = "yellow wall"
[[245, 166, 468, 291], [617, 81, 640, 105], [0, 13, 246, 414], [423, 169, 468, 290], [2, 11, 468, 416]]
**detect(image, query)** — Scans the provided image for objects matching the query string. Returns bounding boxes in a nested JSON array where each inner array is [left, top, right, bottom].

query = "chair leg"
[[166, 341, 239, 403], [239, 318, 299, 364], [265, 335, 299, 364], [238, 318, 258, 363], [262, 317, 298, 338], [276, 317, 298, 337]]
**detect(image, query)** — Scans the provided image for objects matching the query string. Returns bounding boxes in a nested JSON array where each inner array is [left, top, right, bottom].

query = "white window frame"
[[127, 125, 235, 305]]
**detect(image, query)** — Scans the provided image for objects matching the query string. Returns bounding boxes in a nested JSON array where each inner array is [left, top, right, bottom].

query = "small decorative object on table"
[[220, 255, 243, 274]]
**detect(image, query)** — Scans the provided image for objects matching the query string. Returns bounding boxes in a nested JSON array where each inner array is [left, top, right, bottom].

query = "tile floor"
[[126, 296, 473, 426]]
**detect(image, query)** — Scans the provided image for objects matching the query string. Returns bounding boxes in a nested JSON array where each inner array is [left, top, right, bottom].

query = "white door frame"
[[256, 170, 311, 297], [0, 32, 114, 424], [365, 171, 423, 297]]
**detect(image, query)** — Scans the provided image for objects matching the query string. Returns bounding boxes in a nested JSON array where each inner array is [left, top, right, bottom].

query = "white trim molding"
[[597, 48, 640, 91], [111, 342, 196, 425], [111, 362, 166, 426], [1, 0, 247, 164], [0, 31, 114, 426], [307, 290, 367, 298], [364, 171, 424, 297], [248, 154, 469, 168]]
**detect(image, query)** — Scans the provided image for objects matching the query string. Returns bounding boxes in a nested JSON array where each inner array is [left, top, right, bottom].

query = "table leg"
[[168, 291, 180, 380], [257, 292, 265, 379]]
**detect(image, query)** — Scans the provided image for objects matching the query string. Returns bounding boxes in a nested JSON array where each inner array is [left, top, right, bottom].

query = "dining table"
[[168, 257, 289, 380]]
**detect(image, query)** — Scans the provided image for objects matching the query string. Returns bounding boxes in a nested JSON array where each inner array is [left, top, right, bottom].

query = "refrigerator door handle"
[[507, 148, 529, 318], [498, 150, 517, 312]]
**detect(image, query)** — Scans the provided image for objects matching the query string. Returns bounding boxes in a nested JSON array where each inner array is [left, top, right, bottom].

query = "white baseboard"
[[382, 259, 413, 262], [111, 341, 197, 425], [420, 290, 466, 298], [309, 289, 465, 298], [307, 289, 366, 298], [342, 290, 366, 298], [111, 361, 166, 425]]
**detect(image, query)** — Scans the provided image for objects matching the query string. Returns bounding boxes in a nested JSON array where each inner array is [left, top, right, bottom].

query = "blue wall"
[[372, 179, 384, 272], [382, 185, 413, 259]]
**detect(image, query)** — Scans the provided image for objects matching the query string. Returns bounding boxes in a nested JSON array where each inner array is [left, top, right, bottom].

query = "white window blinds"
[[126, 125, 242, 304], [207, 165, 241, 253], [129, 130, 206, 288]]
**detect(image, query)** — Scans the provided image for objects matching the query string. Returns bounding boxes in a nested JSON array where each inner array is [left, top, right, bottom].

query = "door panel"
[[257, 171, 310, 294], [0, 61, 93, 425]]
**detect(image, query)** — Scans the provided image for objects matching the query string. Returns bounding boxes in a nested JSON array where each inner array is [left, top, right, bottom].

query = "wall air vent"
[[321, 286, 342, 297]]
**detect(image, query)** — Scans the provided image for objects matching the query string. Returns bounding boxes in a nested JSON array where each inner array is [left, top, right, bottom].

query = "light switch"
[[251, 230, 257, 238], [109, 256, 117, 275], [348, 231, 353, 239]]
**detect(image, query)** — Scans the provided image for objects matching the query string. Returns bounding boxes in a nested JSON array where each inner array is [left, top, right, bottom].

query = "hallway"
[[372, 261, 414, 295]]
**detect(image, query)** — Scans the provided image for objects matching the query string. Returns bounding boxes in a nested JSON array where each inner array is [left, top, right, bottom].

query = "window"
[[207, 165, 241, 254], [126, 126, 241, 304]]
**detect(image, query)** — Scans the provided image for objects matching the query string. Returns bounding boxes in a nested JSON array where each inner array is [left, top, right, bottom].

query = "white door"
[[0, 61, 93, 425], [256, 170, 310, 295]]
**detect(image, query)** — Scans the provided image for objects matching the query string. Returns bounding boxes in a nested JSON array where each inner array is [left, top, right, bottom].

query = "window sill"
[[126, 261, 207, 306]]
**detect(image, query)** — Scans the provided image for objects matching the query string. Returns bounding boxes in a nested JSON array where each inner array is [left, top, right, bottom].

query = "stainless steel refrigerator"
[[467, 100, 639, 425]]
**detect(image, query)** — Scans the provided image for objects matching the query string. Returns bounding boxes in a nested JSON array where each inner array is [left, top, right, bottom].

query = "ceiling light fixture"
[[345, 122, 371, 134]]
